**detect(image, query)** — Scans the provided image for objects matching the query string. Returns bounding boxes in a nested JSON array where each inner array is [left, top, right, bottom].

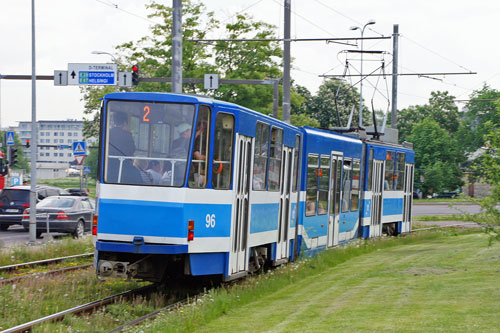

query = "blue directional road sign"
[[72, 141, 86, 156], [83, 166, 91, 174], [6, 131, 15, 146], [67, 63, 117, 86]]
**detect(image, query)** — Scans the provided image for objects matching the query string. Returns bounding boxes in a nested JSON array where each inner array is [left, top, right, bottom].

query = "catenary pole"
[[283, 0, 291, 124], [172, 0, 182, 93], [391, 24, 399, 129], [30, 0, 38, 243]]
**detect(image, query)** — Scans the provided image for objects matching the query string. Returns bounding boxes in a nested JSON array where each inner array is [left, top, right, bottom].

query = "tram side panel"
[[298, 128, 363, 255], [359, 142, 415, 238]]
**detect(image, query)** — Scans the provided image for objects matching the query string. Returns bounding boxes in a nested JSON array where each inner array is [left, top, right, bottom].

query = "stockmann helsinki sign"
[[67, 63, 117, 86]]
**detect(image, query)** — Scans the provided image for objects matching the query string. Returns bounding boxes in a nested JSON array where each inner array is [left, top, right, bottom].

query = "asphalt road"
[[413, 203, 484, 216], [0, 225, 67, 248]]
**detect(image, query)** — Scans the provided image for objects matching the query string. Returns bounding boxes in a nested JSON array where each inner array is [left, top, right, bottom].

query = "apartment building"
[[13, 120, 94, 165]]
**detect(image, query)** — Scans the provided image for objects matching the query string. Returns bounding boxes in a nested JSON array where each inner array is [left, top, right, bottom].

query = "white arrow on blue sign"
[[6, 132, 15, 146], [72, 141, 86, 156]]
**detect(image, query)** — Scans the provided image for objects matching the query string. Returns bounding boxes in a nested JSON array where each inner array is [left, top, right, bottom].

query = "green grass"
[[134, 230, 500, 332], [413, 214, 476, 221], [0, 235, 94, 267], [38, 177, 97, 198]]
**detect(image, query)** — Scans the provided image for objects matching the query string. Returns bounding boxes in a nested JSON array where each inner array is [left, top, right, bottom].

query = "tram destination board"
[[68, 63, 117, 86]]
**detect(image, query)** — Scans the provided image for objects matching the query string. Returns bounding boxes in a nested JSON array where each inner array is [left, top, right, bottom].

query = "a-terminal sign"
[[68, 63, 117, 86]]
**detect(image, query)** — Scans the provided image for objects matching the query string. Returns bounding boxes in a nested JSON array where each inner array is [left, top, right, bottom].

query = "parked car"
[[21, 196, 94, 238], [65, 188, 89, 196], [432, 189, 461, 198], [0, 185, 69, 231]]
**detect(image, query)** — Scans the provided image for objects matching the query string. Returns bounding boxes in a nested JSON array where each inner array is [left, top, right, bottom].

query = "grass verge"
[[133, 229, 500, 332], [0, 235, 93, 267]]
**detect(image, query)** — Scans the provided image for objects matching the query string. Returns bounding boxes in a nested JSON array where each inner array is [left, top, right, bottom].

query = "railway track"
[[2, 284, 158, 333], [0, 253, 93, 273], [0, 253, 94, 285]]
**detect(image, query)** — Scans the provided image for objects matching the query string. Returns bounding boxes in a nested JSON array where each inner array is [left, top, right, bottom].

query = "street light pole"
[[350, 20, 376, 130]]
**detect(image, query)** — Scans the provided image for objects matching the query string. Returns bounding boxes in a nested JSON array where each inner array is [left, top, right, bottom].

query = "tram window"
[[253, 122, 270, 191], [105, 101, 195, 186], [212, 113, 234, 189], [318, 155, 330, 215], [306, 154, 319, 216], [396, 153, 406, 191], [341, 159, 352, 213], [269, 128, 283, 191], [189, 105, 211, 188], [351, 159, 360, 211], [367, 149, 374, 191], [292, 135, 300, 193], [385, 151, 396, 190]]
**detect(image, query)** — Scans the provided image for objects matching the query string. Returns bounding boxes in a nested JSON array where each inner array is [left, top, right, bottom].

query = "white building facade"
[[14, 120, 92, 164]]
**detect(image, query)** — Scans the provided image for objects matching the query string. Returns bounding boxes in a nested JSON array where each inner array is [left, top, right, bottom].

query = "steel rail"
[[0, 263, 93, 286], [1, 284, 157, 333], [107, 298, 187, 332], [0, 253, 93, 273]]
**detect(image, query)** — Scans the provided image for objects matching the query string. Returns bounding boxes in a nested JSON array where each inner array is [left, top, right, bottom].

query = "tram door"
[[277, 146, 293, 261], [402, 164, 414, 232], [230, 135, 252, 274], [371, 160, 385, 237], [327, 153, 343, 247]]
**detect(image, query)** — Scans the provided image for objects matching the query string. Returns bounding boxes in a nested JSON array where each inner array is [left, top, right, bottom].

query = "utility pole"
[[283, 0, 291, 124], [172, 0, 183, 93], [30, 0, 38, 243], [391, 24, 399, 129]]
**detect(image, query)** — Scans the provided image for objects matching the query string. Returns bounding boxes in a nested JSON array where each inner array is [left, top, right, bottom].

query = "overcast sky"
[[1, 0, 498, 128]]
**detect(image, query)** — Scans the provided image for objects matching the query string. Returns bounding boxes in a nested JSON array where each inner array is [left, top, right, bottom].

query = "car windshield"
[[38, 197, 75, 208], [104, 100, 196, 187], [0, 189, 29, 203]]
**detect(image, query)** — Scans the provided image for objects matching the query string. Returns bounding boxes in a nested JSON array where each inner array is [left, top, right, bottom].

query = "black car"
[[65, 188, 89, 196], [0, 185, 69, 230], [22, 196, 94, 238]]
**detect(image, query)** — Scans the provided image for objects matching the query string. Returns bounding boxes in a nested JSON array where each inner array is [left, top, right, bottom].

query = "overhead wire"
[[270, 0, 338, 37], [219, 0, 266, 24], [94, 0, 156, 24]]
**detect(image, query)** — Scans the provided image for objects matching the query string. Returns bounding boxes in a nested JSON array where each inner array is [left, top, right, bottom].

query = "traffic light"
[[9, 147, 18, 166], [132, 64, 139, 86], [26, 139, 30, 148]]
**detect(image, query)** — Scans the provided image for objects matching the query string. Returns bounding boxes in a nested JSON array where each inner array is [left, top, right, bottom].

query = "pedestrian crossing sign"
[[72, 141, 86, 156], [6, 131, 15, 146]]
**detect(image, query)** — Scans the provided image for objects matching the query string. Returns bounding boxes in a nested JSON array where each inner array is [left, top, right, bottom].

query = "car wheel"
[[0, 224, 9, 231], [73, 221, 84, 239]]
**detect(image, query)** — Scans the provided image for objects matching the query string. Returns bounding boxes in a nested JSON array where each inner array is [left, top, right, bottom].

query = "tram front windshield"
[[104, 100, 195, 187]]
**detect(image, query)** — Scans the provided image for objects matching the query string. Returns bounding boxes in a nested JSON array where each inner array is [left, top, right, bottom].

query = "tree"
[[306, 79, 370, 129], [469, 114, 500, 244], [398, 91, 460, 143], [85, 144, 99, 180], [0, 131, 29, 172], [457, 84, 500, 153], [82, 1, 283, 138], [408, 118, 464, 195]]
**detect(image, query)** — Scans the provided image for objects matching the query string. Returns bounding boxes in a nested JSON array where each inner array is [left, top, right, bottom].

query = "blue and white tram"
[[94, 92, 301, 281], [93, 92, 415, 282]]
